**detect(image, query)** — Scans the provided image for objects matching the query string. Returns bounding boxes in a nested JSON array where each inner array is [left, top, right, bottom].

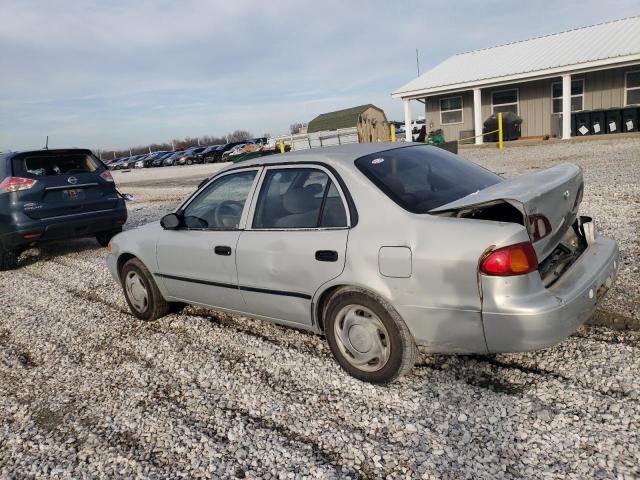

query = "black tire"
[[186, 158, 193, 165], [324, 288, 417, 384], [96, 228, 123, 247], [120, 257, 170, 321], [0, 243, 18, 271]]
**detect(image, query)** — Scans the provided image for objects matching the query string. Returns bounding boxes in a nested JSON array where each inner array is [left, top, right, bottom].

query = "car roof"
[[1, 148, 94, 160], [220, 142, 420, 172]]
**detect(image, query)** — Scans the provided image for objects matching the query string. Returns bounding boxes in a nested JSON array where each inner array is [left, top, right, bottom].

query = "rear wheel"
[[325, 289, 417, 384], [0, 243, 18, 271], [120, 258, 170, 321], [96, 228, 123, 247]]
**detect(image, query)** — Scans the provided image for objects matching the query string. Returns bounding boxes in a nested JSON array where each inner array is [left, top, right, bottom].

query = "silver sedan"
[[106, 143, 619, 383]]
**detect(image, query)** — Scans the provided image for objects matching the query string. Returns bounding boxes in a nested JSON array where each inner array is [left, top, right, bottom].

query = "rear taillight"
[[480, 242, 538, 276], [0, 177, 37, 193], [100, 170, 114, 182], [528, 214, 552, 242]]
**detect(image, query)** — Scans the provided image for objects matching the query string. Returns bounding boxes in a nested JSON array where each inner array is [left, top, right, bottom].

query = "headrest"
[[282, 185, 319, 214]]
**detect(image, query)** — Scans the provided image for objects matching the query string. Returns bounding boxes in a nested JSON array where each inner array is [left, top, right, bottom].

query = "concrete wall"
[[422, 64, 639, 140]]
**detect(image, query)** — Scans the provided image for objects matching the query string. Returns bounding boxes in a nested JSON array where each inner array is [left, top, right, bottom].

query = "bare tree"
[[290, 122, 304, 134], [98, 130, 256, 159], [226, 130, 253, 142]]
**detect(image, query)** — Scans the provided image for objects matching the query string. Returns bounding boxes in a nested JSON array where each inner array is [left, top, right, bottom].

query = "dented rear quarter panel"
[[316, 163, 530, 353]]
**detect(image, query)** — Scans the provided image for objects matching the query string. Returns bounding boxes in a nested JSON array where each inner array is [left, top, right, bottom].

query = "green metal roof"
[[307, 104, 380, 133]]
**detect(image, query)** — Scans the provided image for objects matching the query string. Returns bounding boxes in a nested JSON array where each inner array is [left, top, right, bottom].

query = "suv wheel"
[[0, 244, 18, 271], [96, 228, 123, 247], [325, 289, 417, 384], [120, 258, 170, 321]]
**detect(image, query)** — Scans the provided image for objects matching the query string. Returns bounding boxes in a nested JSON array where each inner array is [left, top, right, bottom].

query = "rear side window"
[[14, 153, 101, 177], [253, 168, 348, 229], [355, 145, 502, 213]]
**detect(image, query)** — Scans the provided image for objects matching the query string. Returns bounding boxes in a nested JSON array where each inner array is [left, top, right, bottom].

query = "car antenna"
[[44, 135, 49, 150]]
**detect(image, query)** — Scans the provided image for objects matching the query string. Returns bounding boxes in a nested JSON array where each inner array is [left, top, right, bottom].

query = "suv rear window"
[[14, 153, 101, 177], [354, 145, 502, 213]]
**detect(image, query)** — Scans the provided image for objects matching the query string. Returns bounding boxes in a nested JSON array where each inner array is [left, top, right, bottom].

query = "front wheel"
[[120, 258, 170, 321], [186, 158, 193, 165], [325, 289, 417, 384]]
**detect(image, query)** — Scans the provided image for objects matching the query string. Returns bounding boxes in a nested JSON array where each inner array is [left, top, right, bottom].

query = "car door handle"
[[214, 245, 232, 256], [315, 250, 338, 262]]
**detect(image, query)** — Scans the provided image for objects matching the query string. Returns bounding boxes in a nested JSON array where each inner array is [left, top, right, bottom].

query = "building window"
[[551, 79, 584, 113], [626, 71, 640, 105], [491, 89, 519, 114], [439, 96, 463, 125]]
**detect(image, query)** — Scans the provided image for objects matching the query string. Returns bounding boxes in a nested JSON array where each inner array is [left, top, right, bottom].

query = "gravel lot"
[[1, 138, 639, 479]]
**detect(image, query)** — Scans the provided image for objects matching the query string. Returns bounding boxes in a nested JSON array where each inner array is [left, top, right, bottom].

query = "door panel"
[[235, 230, 348, 325], [155, 168, 260, 311], [156, 230, 245, 311]]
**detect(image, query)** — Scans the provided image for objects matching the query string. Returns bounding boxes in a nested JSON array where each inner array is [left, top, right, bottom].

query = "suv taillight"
[[480, 242, 538, 276], [100, 170, 114, 182], [0, 177, 37, 193]]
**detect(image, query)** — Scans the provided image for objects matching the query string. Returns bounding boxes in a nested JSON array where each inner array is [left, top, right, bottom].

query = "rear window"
[[355, 146, 502, 213], [14, 153, 101, 177]]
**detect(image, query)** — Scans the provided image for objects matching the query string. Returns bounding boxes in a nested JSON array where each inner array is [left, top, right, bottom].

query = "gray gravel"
[[1, 137, 639, 478]]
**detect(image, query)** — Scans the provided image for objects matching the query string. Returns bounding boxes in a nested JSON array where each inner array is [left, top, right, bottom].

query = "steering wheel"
[[214, 200, 243, 228]]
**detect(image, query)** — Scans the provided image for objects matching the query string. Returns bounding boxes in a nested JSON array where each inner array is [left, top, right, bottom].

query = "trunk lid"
[[430, 163, 584, 261]]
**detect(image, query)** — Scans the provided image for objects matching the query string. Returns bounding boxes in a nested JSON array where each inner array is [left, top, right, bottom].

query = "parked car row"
[[106, 138, 269, 170]]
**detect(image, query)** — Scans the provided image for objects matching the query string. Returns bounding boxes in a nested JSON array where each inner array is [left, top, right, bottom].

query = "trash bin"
[[575, 111, 591, 136], [483, 112, 522, 142], [605, 108, 622, 134], [622, 106, 639, 132], [590, 110, 605, 135]]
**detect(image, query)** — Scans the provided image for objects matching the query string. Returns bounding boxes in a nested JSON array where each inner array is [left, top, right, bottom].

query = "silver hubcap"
[[125, 271, 148, 312], [333, 304, 390, 372]]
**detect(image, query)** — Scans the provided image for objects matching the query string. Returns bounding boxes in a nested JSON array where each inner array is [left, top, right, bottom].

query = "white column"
[[403, 99, 412, 142], [473, 88, 483, 145], [562, 74, 571, 139]]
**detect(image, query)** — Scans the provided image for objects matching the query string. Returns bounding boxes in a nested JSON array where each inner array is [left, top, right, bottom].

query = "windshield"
[[355, 145, 502, 213]]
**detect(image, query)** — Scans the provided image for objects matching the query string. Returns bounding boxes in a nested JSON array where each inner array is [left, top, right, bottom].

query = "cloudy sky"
[[1, 0, 639, 151]]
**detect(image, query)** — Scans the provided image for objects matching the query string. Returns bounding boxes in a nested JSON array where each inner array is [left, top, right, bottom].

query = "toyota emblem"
[[563, 190, 570, 200], [67, 176, 78, 185]]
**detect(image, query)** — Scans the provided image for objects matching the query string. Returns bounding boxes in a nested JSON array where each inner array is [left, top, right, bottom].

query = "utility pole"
[[416, 48, 420, 76]]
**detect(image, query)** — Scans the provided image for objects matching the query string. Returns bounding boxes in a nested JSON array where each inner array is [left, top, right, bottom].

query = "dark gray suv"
[[0, 148, 127, 270]]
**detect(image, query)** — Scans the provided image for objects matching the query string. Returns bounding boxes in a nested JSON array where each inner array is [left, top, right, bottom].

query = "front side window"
[[626, 71, 640, 105], [492, 89, 519, 114], [439, 96, 463, 124], [182, 170, 256, 229], [253, 168, 347, 229], [355, 146, 502, 213], [552, 79, 584, 113]]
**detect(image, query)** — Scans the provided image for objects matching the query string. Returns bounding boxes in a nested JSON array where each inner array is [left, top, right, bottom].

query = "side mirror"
[[160, 213, 182, 230]]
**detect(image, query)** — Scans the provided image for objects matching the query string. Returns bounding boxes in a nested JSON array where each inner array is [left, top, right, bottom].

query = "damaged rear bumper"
[[480, 232, 619, 353]]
